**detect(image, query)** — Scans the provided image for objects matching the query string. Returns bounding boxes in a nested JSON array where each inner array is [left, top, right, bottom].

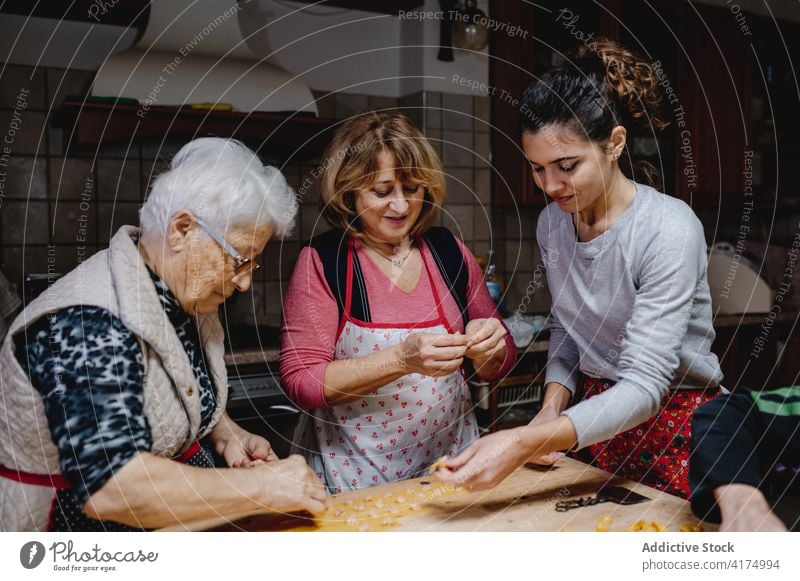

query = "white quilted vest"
[[0, 226, 228, 531]]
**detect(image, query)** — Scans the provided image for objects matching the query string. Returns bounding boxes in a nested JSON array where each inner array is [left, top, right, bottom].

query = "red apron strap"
[[173, 441, 202, 464], [341, 239, 453, 332], [333, 241, 357, 340], [0, 464, 71, 489]]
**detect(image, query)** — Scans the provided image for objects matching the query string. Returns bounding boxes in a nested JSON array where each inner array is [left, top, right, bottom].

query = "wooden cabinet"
[[488, 0, 535, 208], [672, 4, 752, 209], [487, 1, 779, 210], [749, 17, 800, 215]]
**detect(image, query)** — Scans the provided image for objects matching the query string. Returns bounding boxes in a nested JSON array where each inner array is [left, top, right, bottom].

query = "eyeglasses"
[[195, 218, 261, 277]]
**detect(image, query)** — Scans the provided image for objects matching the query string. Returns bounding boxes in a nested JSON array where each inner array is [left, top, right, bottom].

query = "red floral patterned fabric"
[[574, 377, 720, 498]]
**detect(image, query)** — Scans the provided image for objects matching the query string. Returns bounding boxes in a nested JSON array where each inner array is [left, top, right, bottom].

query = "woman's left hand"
[[217, 431, 278, 468], [210, 413, 279, 468], [464, 318, 507, 364], [434, 428, 529, 491]]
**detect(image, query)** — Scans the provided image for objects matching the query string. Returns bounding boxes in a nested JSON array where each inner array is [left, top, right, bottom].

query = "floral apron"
[[296, 241, 479, 493], [574, 377, 721, 498]]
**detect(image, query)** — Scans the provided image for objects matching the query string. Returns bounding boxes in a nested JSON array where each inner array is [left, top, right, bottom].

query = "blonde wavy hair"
[[319, 112, 446, 239]]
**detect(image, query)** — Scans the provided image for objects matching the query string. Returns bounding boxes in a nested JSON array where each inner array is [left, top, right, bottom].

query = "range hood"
[[91, 0, 317, 115]]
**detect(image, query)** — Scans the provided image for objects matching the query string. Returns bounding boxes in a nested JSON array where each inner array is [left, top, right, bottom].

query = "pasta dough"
[[291, 481, 466, 532], [428, 456, 448, 474]]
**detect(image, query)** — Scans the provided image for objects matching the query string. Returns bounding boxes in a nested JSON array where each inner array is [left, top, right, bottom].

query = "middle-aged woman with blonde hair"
[[0, 138, 326, 531], [280, 112, 516, 493]]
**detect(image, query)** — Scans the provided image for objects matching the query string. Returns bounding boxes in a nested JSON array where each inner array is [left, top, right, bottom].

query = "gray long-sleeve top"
[[537, 182, 723, 449]]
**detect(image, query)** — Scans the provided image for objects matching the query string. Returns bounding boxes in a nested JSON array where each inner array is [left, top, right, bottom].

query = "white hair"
[[139, 138, 298, 242]]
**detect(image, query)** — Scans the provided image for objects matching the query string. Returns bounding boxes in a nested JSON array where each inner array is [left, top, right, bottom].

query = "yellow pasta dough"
[[595, 515, 613, 532], [428, 456, 448, 474]]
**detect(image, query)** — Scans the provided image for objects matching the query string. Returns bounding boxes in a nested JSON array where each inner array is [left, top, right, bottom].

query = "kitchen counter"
[[162, 457, 713, 532], [712, 311, 797, 328], [223, 312, 798, 368], [224, 348, 280, 366]]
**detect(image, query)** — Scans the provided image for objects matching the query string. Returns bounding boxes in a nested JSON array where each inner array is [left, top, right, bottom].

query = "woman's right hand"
[[400, 332, 468, 376], [524, 406, 565, 465], [524, 382, 573, 465], [252, 455, 328, 516]]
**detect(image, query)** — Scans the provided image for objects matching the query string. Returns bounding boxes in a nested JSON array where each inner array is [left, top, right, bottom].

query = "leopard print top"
[[13, 267, 218, 531]]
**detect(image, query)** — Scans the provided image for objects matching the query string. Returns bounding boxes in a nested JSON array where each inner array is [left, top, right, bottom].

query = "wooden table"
[[164, 458, 714, 533]]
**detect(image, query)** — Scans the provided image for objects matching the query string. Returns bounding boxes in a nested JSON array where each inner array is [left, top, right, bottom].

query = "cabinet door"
[[674, 4, 752, 209], [489, 0, 534, 208]]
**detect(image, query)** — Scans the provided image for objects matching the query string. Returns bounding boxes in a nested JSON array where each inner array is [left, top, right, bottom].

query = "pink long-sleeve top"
[[280, 235, 516, 410]]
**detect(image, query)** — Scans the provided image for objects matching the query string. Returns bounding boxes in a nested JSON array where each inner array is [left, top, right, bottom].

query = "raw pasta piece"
[[626, 520, 645, 532], [626, 520, 666, 532], [680, 522, 703, 532], [595, 515, 613, 532], [428, 456, 448, 474]]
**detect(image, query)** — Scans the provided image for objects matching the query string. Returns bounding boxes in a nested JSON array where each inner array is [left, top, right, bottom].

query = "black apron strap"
[[310, 227, 469, 328], [309, 229, 370, 323], [422, 227, 470, 330]]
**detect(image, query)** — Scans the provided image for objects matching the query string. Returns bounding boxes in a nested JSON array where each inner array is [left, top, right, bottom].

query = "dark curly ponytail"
[[520, 38, 669, 187]]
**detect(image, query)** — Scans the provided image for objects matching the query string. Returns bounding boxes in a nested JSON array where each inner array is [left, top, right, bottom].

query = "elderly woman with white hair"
[[0, 138, 327, 531]]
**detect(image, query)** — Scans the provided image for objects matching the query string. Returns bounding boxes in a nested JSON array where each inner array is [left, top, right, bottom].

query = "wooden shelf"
[[52, 99, 339, 163]]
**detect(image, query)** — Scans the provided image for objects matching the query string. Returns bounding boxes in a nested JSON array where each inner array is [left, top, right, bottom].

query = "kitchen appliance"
[[226, 367, 300, 459], [707, 242, 773, 314]]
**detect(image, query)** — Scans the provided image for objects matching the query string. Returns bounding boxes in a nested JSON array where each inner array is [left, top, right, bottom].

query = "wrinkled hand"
[[464, 318, 506, 365], [401, 331, 467, 376], [217, 431, 278, 468], [253, 455, 328, 516], [435, 428, 529, 491], [716, 484, 788, 532], [210, 414, 279, 468]]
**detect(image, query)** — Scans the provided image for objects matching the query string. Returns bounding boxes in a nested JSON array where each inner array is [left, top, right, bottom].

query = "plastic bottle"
[[485, 264, 501, 303]]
